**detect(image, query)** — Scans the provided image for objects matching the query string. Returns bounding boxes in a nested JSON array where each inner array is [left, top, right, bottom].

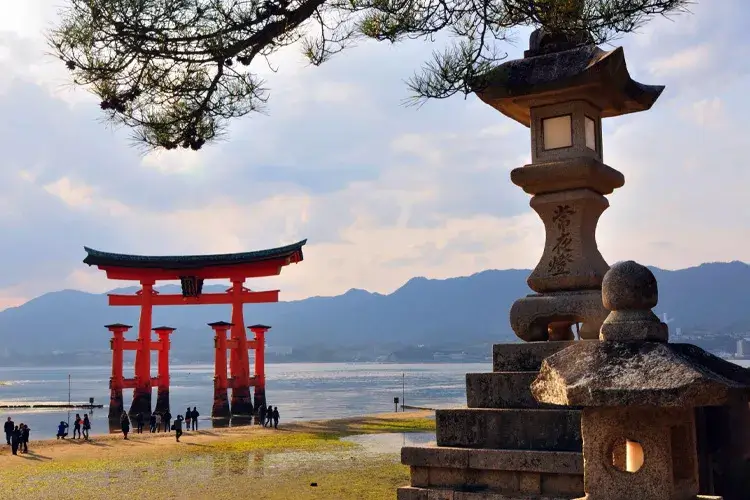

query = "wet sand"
[[0, 411, 434, 500]]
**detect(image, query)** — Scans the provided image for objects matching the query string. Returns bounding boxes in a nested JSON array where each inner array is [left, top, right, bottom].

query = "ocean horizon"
[[2, 359, 747, 440], [0, 362, 480, 439]]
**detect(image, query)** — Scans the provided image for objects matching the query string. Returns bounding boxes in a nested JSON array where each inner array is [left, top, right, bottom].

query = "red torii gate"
[[83, 240, 306, 419]]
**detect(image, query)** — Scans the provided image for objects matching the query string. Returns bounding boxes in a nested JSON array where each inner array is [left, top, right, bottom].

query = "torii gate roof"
[[83, 239, 306, 270]]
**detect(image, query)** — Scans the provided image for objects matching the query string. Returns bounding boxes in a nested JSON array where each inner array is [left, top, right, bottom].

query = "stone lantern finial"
[[599, 261, 668, 343]]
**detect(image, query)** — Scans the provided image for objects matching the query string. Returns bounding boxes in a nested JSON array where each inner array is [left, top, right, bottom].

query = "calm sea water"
[[0, 363, 485, 439], [2, 360, 747, 440]]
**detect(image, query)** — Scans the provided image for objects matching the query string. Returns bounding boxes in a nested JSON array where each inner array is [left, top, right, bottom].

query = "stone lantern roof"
[[472, 44, 665, 126], [531, 341, 750, 408]]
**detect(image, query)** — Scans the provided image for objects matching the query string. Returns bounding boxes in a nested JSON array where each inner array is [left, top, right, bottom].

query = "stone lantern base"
[[398, 341, 588, 499]]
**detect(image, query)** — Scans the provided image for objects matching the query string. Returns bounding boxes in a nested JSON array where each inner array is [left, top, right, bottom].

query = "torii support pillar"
[[153, 326, 175, 415], [130, 280, 155, 416], [249, 325, 271, 409], [229, 279, 253, 416], [106, 323, 131, 420], [209, 321, 232, 419]]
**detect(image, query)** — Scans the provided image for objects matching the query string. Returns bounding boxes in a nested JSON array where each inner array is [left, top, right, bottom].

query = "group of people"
[[4, 417, 30, 455], [119, 406, 200, 442], [56, 413, 92, 440], [3, 399, 282, 451], [258, 404, 280, 429]]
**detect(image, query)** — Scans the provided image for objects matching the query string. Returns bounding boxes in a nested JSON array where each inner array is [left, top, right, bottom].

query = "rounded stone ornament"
[[599, 260, 667, 342], [602, 260, 659, 312]]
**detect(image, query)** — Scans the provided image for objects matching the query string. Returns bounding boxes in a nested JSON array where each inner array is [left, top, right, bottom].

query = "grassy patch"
[[207, 430, 353, 453]]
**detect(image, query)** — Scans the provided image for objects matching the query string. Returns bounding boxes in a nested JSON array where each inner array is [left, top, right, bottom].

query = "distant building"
[[737, 339, 748, 358]]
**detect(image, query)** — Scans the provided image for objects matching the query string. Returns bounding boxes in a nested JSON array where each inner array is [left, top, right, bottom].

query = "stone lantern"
[[473, 35, 665, 341], [531, 261, 750, 500]]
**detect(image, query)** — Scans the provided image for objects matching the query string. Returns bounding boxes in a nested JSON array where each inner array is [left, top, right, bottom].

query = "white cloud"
[[649, 44, 713, 77], [0, 0, 747, 309], [681, 98, 726, 128], [43, 177, 94, 207]]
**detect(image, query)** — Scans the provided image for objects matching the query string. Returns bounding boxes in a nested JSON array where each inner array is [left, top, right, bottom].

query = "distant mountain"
[[0, 262, 747, 362]]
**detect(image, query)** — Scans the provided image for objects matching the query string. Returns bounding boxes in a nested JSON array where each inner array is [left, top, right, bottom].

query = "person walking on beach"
[[163, 410, 172, 433], [20, 424, 29, 453], [82, 414, 91, 440], [191, 407, 199, 431], [120, 411, 130, 440], [149, 412, 157, 433], [135, 412, 144, 434], [258, 404, 266, 426], [73, 414, 82, 439], [265, 404, 273, 427], [10, 425, 20, 455], [56, 421, 69, 439], [184, 407, 191, 431], [272, 407, 279, 429], [4, 416, 13, 445], [173, 414, 184, 442]]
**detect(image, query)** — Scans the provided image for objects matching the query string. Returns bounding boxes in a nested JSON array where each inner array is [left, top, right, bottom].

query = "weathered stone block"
[[436, 408, 581, 451], [427, 488, 455, 500], [519, 472, 541, 494], [397, 486, 428, 500], [492, 341, 583, 372], [411, 466, 430, 487], [467, 372, 560, 409], [402, 446, 470, 468], [406, 488, 579, 500], [467, 449, 583, 475], [429, 467, 467, 488], [540, 473, 584, 496]]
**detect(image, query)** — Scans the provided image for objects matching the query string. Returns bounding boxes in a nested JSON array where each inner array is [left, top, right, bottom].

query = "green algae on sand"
[[0, 413, 434, 499]]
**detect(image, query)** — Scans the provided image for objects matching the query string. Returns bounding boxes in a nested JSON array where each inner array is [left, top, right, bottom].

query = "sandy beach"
[[0, 411, 434, 499]]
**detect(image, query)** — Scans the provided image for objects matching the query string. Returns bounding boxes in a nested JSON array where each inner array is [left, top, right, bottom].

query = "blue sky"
[[0, 1, 747, 308]]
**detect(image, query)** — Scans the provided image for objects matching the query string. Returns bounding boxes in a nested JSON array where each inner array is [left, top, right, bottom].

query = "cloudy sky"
[[0, 1, 747, 309]]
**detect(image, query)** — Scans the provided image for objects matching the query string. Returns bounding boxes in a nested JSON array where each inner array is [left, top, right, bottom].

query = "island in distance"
[[0, 261, 748, 366]]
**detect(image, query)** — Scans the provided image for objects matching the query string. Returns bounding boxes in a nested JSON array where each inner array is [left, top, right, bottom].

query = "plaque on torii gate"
[[86, 240, 306, 419]]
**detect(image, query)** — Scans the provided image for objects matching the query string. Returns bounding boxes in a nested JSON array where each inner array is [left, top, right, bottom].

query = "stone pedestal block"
[[436, 408, 581, 451], [493, 341, 586, 372], [510, 291, 608, 342], [467, 372, 561, 409]]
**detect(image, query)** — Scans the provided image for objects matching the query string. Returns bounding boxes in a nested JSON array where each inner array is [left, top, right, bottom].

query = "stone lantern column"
[[473, 38, 664, 342]]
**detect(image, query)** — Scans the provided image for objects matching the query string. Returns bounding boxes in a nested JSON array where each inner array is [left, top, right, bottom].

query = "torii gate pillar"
[[130, 280, 155, 416], [249, 325, 271, 409], [106, 323, 131, 420], [153, 326, 175, 415], [209, 321, 232, 419]]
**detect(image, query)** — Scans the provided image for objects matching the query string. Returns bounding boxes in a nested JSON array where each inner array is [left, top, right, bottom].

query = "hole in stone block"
[[609, 437, 644, 473]]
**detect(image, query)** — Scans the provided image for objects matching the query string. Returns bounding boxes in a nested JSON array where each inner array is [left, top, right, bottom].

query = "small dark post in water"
[[402, 373, 405, 411], [394, 397, 399, 413]]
